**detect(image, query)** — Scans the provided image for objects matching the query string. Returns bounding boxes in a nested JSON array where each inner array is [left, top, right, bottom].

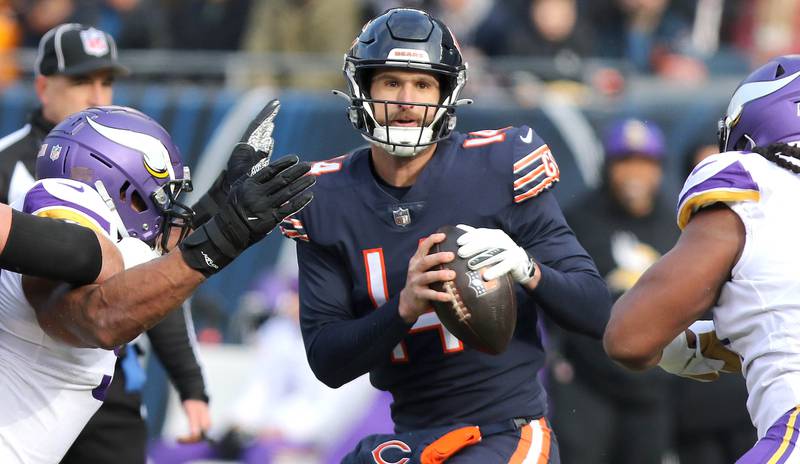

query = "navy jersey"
[[282, 126, 610, 431]]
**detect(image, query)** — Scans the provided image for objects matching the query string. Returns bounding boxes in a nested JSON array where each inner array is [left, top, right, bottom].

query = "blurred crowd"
[[0, 0, 799, 93]]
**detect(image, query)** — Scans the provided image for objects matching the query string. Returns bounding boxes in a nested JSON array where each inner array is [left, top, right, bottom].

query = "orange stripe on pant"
[[508, 418, 552, 464], [536, 419, 552, 464]]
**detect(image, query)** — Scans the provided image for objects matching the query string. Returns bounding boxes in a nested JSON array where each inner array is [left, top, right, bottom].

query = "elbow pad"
[[0, 210, 102, 285]]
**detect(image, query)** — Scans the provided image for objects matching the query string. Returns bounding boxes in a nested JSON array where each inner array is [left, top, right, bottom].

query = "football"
[[429, 225, 517, 355]]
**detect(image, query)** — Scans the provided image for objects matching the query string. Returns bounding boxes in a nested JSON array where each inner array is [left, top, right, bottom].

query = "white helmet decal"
[[726, 70, 800, 127], [87, 117, 175, 180]]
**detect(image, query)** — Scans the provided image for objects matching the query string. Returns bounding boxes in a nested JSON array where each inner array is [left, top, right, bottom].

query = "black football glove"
[[180, 155, 315, 277], [191, 99, 280, 228]]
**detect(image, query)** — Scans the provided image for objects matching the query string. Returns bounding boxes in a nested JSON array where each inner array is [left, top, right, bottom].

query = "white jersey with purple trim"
[[0, 178, 119, 463], [677, 150, 800, 438]]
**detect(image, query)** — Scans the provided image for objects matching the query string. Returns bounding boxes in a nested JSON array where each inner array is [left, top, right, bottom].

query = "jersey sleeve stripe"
[[677, 160, 759, 208], [463, 133, 506, 148], [514, 176, 559, 203], [280, 228, 309, 241], [676, 189, 760, 229], [280, 218, 309, 242], [764, 406, 800, 464], [22, 181, 115, 235], [514, 165, 546, 190], [33, 207, 109, 235], [513, 145, 549, 173]]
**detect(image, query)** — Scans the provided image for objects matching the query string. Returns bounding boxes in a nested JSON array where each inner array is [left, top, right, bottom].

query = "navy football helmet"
[[334, 8, 470, 157]]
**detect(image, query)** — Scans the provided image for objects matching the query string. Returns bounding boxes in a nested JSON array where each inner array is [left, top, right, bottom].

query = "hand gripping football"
[[429, 225, 517, 355]]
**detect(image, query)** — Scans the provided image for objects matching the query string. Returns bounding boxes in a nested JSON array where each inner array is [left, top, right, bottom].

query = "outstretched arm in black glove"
[[181, 153, 314, 276], [27, 153, 315, 349]]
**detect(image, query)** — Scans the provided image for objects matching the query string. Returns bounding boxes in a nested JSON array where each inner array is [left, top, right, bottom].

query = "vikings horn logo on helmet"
[[719, 56, 800, 152], [86, 117, 174, 179]]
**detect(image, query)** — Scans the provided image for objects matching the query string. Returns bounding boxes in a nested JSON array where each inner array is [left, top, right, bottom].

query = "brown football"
[[429, 225, 517, 355]]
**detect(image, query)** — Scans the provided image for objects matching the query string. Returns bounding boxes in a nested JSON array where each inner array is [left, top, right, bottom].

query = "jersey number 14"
[[364, 248, 464, 363]]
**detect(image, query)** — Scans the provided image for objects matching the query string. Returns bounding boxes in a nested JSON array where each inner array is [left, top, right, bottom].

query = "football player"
[[280, 8, 610, 463], [604, 55, 800, 463], [0, 106, 314, 462]]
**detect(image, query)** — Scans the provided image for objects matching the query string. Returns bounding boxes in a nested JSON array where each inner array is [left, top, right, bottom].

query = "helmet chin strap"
[[94, 180, 129, 242]]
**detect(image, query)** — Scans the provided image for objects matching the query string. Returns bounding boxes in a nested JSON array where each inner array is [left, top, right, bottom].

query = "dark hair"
[[752, 143, 800, 174]]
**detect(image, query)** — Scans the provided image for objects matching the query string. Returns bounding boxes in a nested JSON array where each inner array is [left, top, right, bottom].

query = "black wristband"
[[0, 210, 102, 284], [179, 211, 250, 277]]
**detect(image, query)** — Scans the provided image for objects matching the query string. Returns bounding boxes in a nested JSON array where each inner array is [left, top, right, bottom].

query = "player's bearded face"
[[369, 69, 441, 128]]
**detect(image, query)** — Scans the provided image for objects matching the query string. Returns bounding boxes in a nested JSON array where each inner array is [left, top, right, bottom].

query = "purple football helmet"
[[36, 106, 193, 249], [719, 55, 800, 152]]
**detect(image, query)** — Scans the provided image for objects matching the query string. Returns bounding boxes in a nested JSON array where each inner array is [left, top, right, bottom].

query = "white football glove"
[[658, 320, 742, 382], [455, 224, 536, 284], [116, 237, 161, 270]]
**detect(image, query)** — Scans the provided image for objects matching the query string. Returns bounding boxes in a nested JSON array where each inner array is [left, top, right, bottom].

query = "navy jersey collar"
[[356, 135, 459, 202], [348, 135, 460, 229]]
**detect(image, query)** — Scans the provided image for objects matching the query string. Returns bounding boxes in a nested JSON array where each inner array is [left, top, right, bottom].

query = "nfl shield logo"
[[50, 144, 62, 161], [393, 207, 411, 227], [80, 28, 110, 57]]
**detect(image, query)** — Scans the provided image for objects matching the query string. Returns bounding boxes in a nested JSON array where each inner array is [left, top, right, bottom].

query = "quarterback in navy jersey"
[[281, 8, 610, 463]]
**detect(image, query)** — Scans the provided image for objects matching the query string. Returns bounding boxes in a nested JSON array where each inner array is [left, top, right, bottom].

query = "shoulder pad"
[[460, 126, 560, 203], [676, 153, 760, 229], [22, 179, 117, 238]]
